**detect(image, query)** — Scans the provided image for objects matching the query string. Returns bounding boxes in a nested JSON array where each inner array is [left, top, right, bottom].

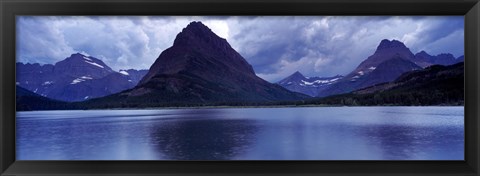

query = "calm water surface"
[[16, 106, 464, 160]]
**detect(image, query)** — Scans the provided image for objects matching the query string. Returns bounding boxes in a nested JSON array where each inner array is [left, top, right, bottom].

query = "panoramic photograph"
[[16, 16, 464, 160]]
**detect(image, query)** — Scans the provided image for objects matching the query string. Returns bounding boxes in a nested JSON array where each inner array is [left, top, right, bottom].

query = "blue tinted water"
[[16, 106, 464, 160]]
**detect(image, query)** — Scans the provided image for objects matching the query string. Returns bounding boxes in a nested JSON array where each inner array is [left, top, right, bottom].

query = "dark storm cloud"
[[16, 16, 464, 82]]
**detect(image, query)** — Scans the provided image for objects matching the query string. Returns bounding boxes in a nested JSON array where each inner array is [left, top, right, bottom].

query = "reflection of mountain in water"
[[148, 110, 258, 160]]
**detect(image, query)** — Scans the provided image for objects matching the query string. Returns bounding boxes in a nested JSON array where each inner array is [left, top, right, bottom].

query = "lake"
[[16, 106, 464, 160]]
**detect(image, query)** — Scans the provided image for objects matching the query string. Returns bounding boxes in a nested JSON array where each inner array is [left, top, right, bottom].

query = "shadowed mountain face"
[[16, 53, 148, 102], [16, 86, 68, 111], [354, 39, 415, 73], [89, 21, 307, 106], [316, 40, 423, 97], [304, 62, 464, 106], [139, 22, 255, 85], [356, 56, 422, 89]]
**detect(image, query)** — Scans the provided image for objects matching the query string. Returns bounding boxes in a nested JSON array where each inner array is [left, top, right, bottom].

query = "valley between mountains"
[[16, 21, 464, 111]]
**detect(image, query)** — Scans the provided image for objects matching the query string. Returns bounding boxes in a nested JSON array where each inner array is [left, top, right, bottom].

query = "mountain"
[[315, 39, 464, 97], [310, 62, 464, 106], [85, 21, 307, 107], [277, 71, 343, 97], [354, 39, 416, 74], [414, 51, 463, 67], [119, 69, 149, 85], [16, 53, 148, 102], [16, 86, 69, 111], [356, 56, 422, 89], [413, 50, 436, 67], [54, 53, 114, 78], [317, 39, 422, 97]]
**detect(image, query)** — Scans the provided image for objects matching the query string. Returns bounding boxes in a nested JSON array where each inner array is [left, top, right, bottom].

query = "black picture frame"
[[1, 0, 479, 175]]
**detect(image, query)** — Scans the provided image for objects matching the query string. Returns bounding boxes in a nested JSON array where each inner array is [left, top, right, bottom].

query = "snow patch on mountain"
[[84, 60, 104, 68], [71, 76, 93, 84], [119, 70, 129, 75], [298, 77, 343, 87], [301, 80, 315, 86], [42, 81, 54, 85], [83, 56, 92, 61]]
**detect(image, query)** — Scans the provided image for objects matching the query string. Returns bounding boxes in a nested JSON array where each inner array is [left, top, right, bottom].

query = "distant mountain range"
[[16, 22, 464, 110], [277, 72, 343, 97], [278, 39, 463, 97], [305, 62, 464, 106], [16, 53, 148, 102]]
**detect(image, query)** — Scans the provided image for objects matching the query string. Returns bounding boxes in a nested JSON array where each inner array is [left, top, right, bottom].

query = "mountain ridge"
[[277, 71, 343, 97], [16, 53, 148, 102], [290, 39, 464, 97]]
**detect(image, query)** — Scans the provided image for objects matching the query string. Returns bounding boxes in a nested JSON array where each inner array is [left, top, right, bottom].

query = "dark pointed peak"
[[391, 39, 403, 44], [376, 39, 407, 51], [71, 52, 95, 59], [58, 53, 112, 71], [292, 71, 304, 77], [419, 50, 428, 54], [173, 21, 227, 47], [289, 71, 308, 80], [277, 71, 306, 84], [72, 52, 84, 56], [415, 50, 431, 56], [181, 21, 214, 36], [69, 53, 91, 60], [184, 21, 210, 31], [378, 39, 391, 45]]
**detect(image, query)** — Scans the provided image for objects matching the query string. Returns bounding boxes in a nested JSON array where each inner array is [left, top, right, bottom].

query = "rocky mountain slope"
[[277, 71, 343, 97], [16, 53, 148, 102], [85, 21, 307, 108]]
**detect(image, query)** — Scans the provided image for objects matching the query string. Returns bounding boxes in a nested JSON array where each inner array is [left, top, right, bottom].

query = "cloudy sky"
[[16, 16, 464, 82]]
